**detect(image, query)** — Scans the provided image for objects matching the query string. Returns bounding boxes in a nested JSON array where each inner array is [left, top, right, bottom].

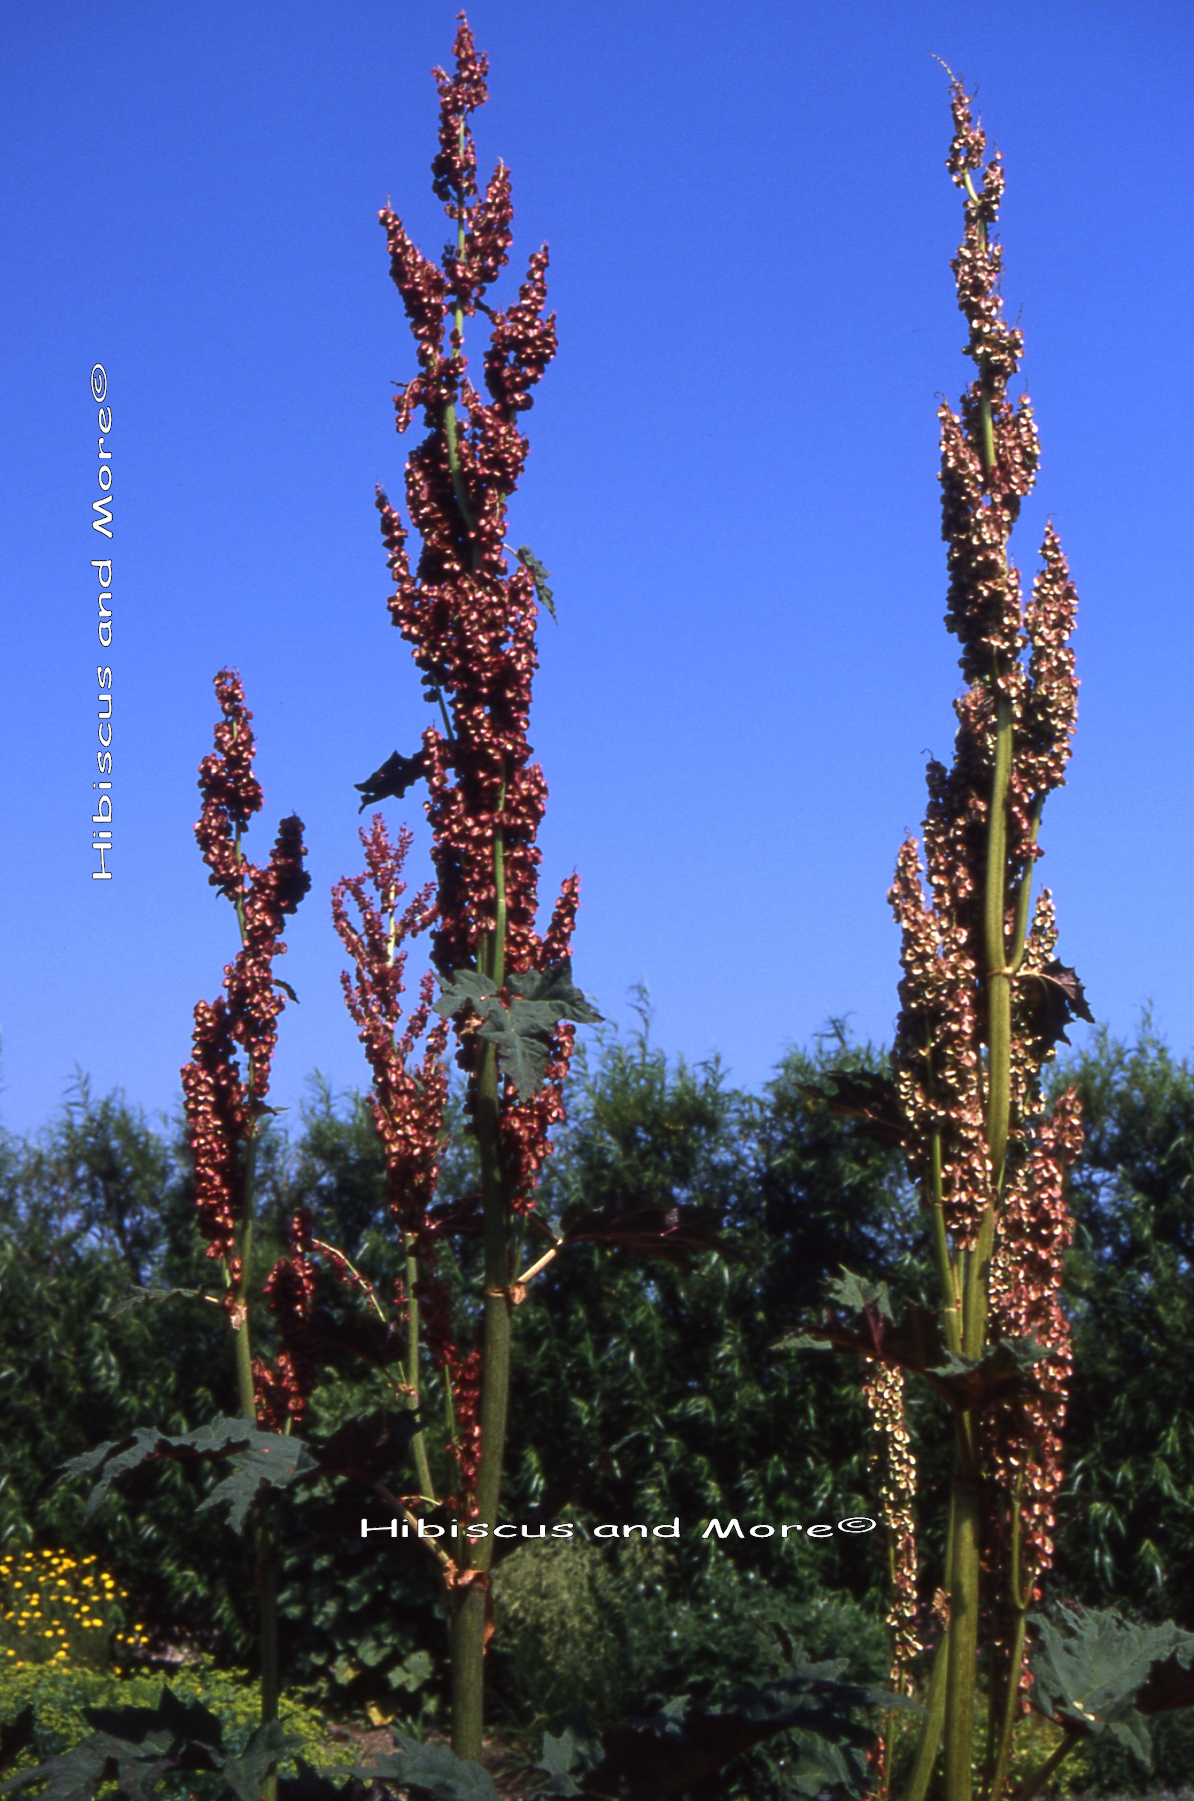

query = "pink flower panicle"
[[180, 670, 310, 1313], [890, 82, 1081, 1245]]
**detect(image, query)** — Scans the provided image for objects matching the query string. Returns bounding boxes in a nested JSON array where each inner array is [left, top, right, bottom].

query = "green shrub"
[[488, 1533, 888, 1731]]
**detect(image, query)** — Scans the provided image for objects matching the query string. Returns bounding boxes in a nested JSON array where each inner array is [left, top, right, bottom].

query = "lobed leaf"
[[354, 1734, 500, 1801], [436, 961, 602, 1100], [60, 1416, 318, 1534], [1029, 1603, 1194, 1769]]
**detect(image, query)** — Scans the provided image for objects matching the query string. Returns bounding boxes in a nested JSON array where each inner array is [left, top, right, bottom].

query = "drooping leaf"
[[60, 1417, 318, 1533], [516, 545, 557, 621], [558, 1201, 736, 1269], [196, 1437, 320, 1533], [1029, 1603, 1194, 1769], [926, 1336, 1050, 1410], [0, 1733, 156, 1801], [1020, 959, 1095, 1051], [355, 1734, 500, 1801], [354, 749, 427, 811], [109, 1286, 213, 1318], [798, 1070, 906, 1148], [507, 961, 604, 1027], [778, 1290, 1051, 1412]]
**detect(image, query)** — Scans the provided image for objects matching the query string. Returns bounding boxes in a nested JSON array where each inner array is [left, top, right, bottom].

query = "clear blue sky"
[[3, 0, 1192, 1139]]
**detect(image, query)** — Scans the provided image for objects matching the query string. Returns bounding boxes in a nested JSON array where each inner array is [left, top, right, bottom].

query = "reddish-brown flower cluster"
[[257, 1209, 321, 1431], [332, 815, 499, 1503], [181, 671, 310, 1304], [333, 816, 449, 1233], [985, 1087, 1082, 1592], [374, 16, 579, 1210], [890, 80, 1081, 1243]]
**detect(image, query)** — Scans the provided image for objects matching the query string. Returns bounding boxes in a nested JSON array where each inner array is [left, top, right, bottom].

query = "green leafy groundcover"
[[0, 1662, 332, 1784]]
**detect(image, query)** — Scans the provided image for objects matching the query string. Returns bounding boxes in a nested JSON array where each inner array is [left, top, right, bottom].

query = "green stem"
[[962, 1204, 995, 1362], [405, 1240, 436, 1504], [985, 693, 1014, 1188], [444, 136, 480, 566], [943, 1429, 982, 1801], [227, 808, 278, 1798], [930, 1132, 963, 1356], [898, 1626, 950, 1801], [1007, 1729, 1080, 1801], [451, 795, 511, 1763], [987, 1480, 1032, 1801], [1008, 802, 1043, 976]]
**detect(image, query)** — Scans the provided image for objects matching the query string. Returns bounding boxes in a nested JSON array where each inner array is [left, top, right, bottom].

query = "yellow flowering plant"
[[0, 1550, 148, 1674]]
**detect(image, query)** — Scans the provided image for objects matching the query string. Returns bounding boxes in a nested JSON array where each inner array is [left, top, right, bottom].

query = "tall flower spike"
[[882, 79, 1085, 1801], [373, 13, 578, 1190], [368, 22, 588, 1756], [181, 670, 309, 1357], [890, 77, 1082, 1231]]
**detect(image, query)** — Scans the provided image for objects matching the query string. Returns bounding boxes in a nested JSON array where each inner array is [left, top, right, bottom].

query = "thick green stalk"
[[451, 810, 511, 1763], [930, 1131, 963, 1357], [897, 1625, 950, 1801], [404, 1240, 436, 1503], [986, 1481, 1030, 1801], [228, 810, 279, 1796], [1008, 802, 1042, 976], [943, 1429, 983, 1801], [984, 692, 1014, 1187]]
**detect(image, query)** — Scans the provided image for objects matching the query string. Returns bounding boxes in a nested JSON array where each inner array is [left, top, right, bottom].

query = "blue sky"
[[2, 0, 1192, 1138]]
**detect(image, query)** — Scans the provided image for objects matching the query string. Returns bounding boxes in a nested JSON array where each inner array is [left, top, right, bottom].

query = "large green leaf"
[[354, 1734, 499, 1801], [60, 1416, 318, 1533], [778, 1274, 1052, 1411], [436, 962, 602, 1100], [1029, 1603, 1194, 1769]]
